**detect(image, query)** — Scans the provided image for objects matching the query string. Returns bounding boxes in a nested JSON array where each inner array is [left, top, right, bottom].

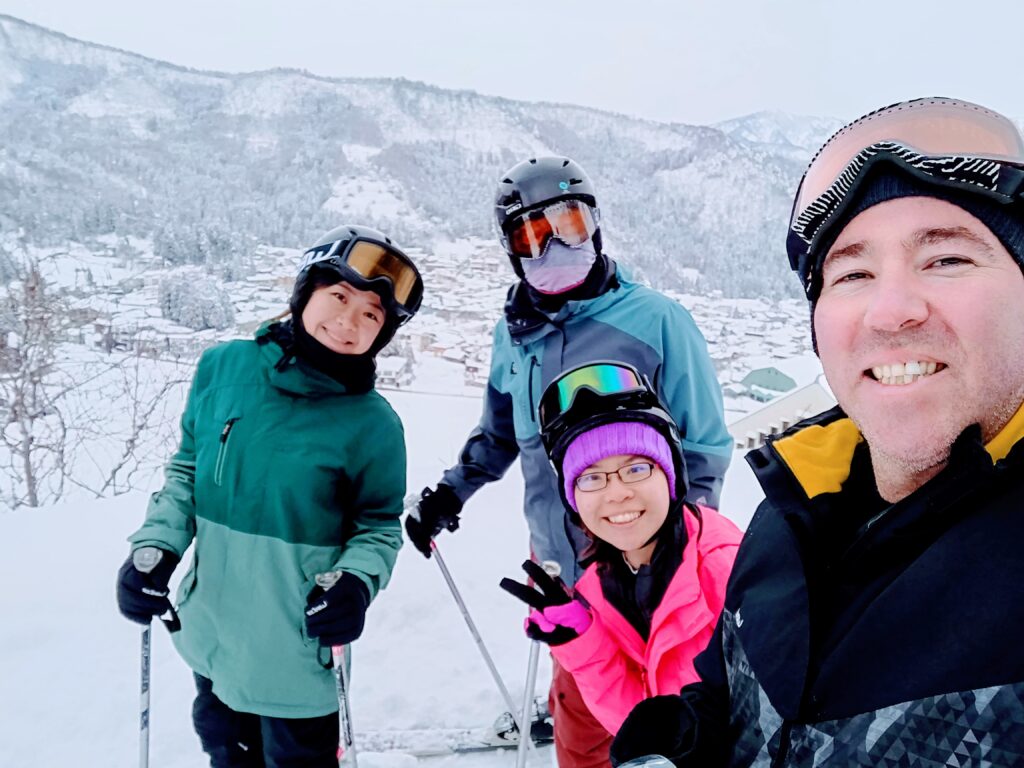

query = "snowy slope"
[[0, 388, 763, 768]]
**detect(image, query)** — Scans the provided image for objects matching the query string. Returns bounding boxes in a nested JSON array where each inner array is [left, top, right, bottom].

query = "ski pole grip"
[[316, 571, 344, 590], [541, 561, 561, 578], [132, 547, 182, 633], [133, 546, 164, 573]]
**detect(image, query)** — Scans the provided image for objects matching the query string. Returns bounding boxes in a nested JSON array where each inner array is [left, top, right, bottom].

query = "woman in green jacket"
[[116, 224, 423, 767]]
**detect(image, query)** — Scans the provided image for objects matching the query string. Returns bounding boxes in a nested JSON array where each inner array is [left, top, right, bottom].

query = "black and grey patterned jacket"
[[678, 405, 1024, 768]]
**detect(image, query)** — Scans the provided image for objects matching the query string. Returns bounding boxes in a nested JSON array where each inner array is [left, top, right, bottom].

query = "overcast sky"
[[2, 0, 1022, 126]]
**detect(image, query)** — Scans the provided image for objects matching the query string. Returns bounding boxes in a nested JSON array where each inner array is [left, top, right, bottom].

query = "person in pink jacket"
[[502, 361, 742, 761]]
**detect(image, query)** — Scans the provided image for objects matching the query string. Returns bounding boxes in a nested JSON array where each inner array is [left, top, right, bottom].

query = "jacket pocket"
[[213, 417, 241, 487]]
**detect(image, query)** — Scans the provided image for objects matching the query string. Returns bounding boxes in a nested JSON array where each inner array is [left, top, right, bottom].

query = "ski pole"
[[516, 560, 559, 768], [517, 638, 542, 768], [132, 546, 180, 768], [430, 541, 524, 729], [316, 572, 358, 768], [139, 624, 152, 768], [134, 548, 159, 768]]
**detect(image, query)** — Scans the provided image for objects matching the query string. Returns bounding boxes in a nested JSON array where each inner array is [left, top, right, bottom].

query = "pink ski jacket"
[[552, 504, 742, 734]]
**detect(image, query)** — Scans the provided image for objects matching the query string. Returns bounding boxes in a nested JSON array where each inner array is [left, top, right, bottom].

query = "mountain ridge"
[[0, 13, 857, 298]]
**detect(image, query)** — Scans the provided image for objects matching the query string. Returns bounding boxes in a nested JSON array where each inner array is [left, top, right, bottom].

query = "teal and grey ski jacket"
[[129, 324, 406, 718], [441, 266, 731, 582]]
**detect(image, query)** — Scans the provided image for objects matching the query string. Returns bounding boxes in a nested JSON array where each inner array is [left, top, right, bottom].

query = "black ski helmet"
[[291, 223, 423, 355], [538, 361, 688, 509], [493, 157, 602, 273]]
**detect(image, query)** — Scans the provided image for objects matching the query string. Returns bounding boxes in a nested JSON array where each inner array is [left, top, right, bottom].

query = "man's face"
[[814, 196, 1024, 488]]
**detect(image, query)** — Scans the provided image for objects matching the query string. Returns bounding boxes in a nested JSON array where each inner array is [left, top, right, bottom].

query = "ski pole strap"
[[160, 606, 181, 633]]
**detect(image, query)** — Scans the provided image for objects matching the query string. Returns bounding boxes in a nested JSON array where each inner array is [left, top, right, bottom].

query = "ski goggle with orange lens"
[[538, 361, 674, 457], [504, 200, 599, 259], [300, 237, 424, 321], [788, 97, 1024, 297]]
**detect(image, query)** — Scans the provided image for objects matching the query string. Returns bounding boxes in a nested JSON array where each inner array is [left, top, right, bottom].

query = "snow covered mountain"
[[715, 109, 846, 156], [2, 13, 824, 298]]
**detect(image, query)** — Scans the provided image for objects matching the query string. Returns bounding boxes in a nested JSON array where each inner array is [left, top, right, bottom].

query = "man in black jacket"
[[610, 97, 1024, 767]]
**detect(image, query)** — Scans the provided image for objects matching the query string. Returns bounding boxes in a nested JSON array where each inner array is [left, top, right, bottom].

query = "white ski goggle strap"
[[787, 98, 1024, 294]]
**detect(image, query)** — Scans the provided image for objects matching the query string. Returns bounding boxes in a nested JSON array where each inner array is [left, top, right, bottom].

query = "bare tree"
[[64, 350, 191, 498], [0, 264, 70, 508], [0, 265, 192, 509]]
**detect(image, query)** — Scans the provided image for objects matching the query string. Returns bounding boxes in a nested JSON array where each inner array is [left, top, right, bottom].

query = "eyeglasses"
[[787, 97, 1024, 296], [505, 199, 599, 259], [576, 462, 655, 492], [300, 237, 424, 319]]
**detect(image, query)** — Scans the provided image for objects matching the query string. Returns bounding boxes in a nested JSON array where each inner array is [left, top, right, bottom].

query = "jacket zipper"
[[214, 417, 240, 487], [528, 356, 539, 422]]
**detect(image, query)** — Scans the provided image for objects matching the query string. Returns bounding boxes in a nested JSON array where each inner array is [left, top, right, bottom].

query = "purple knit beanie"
[[561, 422, 676, 512]]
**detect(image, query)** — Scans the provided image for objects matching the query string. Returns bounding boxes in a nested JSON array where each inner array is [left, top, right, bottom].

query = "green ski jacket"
[[129, 324, 406, 717]]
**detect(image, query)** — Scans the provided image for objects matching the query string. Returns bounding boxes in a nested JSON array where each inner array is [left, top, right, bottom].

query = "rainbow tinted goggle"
[[538, 361, 675, 458], [503, 200, 599, 259], [787, 97, 1024, 298], [300, 236, 424, 321]]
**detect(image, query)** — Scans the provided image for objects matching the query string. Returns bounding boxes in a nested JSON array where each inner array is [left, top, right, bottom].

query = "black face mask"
[[267, 319, 377, 394]]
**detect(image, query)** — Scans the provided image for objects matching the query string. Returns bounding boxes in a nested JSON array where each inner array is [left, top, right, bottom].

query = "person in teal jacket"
[[406, 157, 731, 768], [116, 224, 423, 767]]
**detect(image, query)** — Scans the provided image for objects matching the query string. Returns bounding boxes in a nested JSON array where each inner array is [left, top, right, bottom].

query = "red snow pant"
[[550, 655, 614, 768]]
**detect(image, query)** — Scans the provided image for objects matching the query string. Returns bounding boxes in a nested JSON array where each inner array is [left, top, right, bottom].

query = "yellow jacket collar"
[[771, 399, 1024, 500]]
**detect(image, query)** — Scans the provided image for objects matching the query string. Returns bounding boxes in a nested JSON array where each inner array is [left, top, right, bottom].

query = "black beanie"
[[813, 167, 1024, 280], [808, 167, 1024, 350]]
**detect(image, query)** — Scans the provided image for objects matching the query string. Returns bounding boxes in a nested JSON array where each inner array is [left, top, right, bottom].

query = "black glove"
[[404, 484, 463, 558], [116, 548, 180, 626], [500, 560, 591, 646], [610, 695, 699, 767], [305, 571, 370, 647]]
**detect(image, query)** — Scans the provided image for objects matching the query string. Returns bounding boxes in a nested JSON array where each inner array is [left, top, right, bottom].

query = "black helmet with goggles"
[[494, 157, 602, 271], [298, 224, 424, 324], [538, 361, 685, 490]]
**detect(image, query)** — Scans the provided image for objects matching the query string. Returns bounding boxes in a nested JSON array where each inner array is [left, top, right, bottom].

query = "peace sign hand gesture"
[[500, 560, 593, 646]]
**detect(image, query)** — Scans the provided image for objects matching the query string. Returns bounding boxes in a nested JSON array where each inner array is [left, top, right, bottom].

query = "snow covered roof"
[[740, 352, 822, 388]]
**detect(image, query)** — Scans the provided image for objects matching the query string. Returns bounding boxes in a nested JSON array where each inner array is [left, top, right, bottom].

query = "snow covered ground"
[[0, 388, 763, 768]]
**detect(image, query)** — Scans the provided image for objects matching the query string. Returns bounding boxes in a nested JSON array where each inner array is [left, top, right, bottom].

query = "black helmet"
[[538, 361, 687, 498], [494, 157, 602, 264], [291, 224, 423, 354]]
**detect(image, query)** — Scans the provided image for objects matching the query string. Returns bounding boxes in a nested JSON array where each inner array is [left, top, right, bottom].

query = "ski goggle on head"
[[788, 97, 1024, 297], [504, 199, 599, 259], [538, 361, 667, 456], [300, 236, 424, 321]]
